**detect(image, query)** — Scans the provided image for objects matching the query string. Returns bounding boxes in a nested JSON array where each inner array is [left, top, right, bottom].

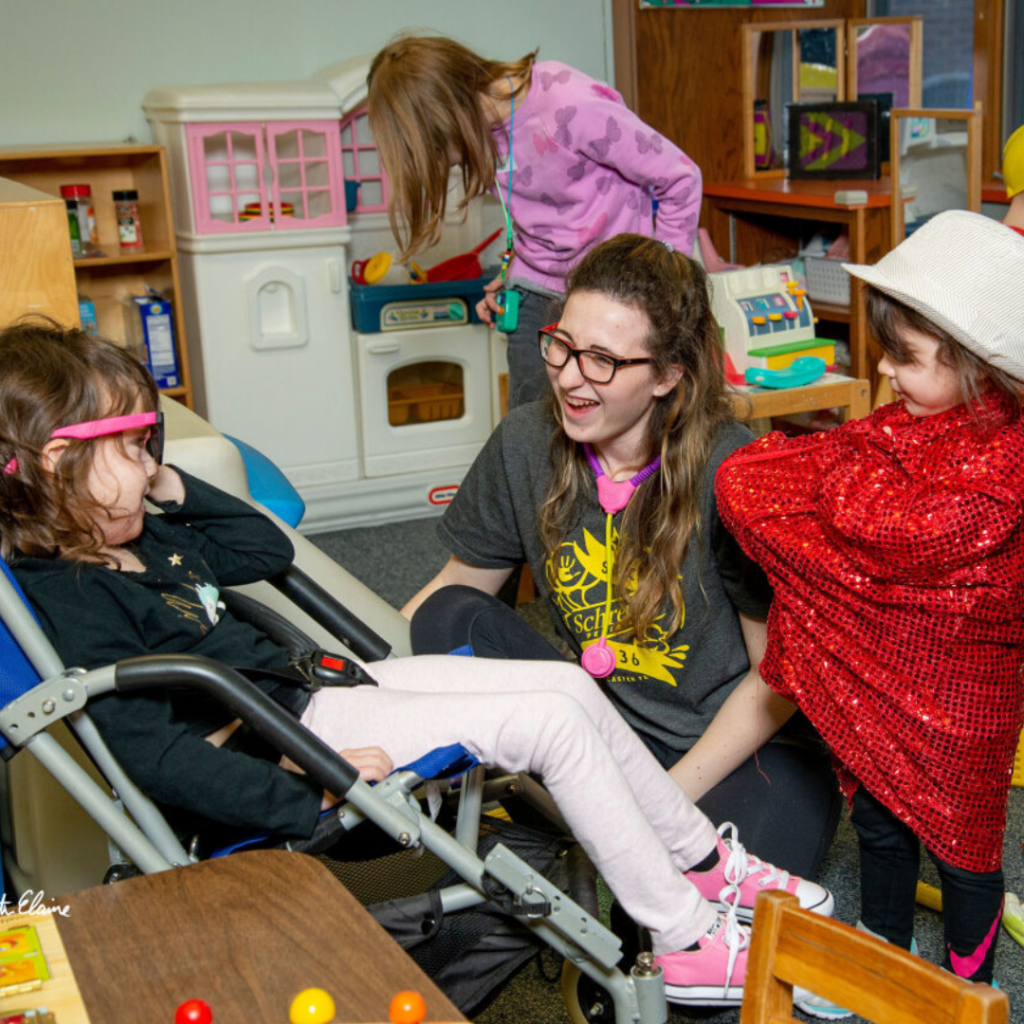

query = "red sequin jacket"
[[716, 394, 1024, 871]]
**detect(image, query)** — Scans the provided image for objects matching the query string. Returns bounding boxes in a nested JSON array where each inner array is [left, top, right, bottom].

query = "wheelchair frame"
[[0, 562, 667, 1024]]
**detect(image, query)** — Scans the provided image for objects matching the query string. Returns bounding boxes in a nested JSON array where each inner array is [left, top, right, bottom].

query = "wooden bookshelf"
[[0, 143, 193, 408]]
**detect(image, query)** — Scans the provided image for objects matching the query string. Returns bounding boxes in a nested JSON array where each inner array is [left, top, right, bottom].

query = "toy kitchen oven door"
[[351, 276, 503, 497]]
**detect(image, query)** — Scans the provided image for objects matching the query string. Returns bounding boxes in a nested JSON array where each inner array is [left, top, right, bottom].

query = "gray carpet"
[[309, 515, 1024, 1022]]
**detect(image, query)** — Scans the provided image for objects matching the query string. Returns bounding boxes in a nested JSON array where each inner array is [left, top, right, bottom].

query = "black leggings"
[[411, 585, 842, 880], [850, 787, 1004, 983]]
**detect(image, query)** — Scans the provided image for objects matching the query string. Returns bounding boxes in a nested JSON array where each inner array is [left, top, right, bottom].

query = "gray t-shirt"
[[438, 401, 772, 752]]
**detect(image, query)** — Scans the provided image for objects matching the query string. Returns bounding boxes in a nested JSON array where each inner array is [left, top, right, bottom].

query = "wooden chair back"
[[740, 891, 1009, 1024]]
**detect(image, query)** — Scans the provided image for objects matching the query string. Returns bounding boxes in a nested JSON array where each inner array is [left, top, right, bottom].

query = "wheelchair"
[[0, 401, 664, 1024]]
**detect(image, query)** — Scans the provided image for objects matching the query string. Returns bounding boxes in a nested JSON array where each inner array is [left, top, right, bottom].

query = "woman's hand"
[[475, 275, 504, 327], [320, 746, 394, 809]]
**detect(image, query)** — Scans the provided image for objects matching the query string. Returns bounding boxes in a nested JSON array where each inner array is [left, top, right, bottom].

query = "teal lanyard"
[[497, 76, 515, 282]]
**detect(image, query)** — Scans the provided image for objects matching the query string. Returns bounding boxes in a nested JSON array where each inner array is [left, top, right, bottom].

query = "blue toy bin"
[[350, 272, 495, 333]]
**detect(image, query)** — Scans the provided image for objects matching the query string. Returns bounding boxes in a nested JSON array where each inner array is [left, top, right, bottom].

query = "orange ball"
[[389, 990, 427, 1024]]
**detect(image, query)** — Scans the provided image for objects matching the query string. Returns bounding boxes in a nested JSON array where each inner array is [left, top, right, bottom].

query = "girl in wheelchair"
[[0, 319, 832, 1007]]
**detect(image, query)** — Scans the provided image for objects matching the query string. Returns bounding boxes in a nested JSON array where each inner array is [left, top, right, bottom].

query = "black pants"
[[850, 787, 1004, 983], [411, 585, 842, 880]]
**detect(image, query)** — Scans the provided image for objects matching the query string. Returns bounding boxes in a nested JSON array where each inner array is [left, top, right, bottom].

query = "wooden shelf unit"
[[0, 143, 193, 408]]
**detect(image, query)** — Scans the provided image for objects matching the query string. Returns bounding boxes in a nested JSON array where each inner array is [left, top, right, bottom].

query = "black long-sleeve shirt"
[[13, 470, 323, 839]]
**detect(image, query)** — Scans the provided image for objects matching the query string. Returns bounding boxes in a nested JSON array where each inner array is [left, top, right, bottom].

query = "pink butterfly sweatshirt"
[[493, 61, 702, 294]]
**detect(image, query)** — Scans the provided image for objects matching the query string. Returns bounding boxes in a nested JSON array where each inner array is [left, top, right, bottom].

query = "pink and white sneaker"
[[685, 822, 834, 922], [655, 911, 750, 1006]]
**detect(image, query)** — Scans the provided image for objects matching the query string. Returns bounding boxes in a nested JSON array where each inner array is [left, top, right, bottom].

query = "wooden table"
[[705, 177, 895, 384], [0, 850, 466, 1024], [730, 373, 871, 430]]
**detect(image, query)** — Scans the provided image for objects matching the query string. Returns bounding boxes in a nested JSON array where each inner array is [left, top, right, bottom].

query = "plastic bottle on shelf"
[[113, 189, 144, 252], [60, 184, 98, 254], [65, 198, 83, 257]]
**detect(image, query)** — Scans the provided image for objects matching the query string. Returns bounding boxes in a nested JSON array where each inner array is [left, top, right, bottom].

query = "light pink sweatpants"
[[299, 654, 720, 953]]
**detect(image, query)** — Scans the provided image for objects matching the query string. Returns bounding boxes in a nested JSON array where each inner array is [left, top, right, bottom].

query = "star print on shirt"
[[168, 553, 183, 566]]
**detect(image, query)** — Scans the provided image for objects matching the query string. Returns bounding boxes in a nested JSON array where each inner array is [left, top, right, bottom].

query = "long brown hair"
[[367, 35, 536, 258], [538, 235, 735, 643], [0, 318, 160, 565], [866, 287, 1024, 415]]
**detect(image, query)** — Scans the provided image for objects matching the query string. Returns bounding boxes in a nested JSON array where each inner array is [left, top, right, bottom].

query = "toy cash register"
[[711, 264, 835, 385]]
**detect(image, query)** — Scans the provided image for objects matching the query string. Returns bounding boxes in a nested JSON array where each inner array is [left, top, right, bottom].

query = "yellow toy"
[[1004, 124, 1024, 199], [1002, 124, 1024, 231]]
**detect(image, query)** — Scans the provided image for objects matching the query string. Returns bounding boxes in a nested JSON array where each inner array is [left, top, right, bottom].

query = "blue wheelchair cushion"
[[0, 560, 43, 754]]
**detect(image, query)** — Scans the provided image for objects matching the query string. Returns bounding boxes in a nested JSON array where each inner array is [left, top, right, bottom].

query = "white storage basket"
[[804, 255, 850, 306]]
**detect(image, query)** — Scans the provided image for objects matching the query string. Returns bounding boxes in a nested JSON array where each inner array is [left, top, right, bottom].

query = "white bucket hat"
[[843, 210, 1024, 383]]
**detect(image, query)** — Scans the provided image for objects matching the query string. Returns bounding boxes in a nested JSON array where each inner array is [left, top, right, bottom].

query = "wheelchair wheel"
[[560, 899, 645, 1024], [561, 961, 615, 1024]]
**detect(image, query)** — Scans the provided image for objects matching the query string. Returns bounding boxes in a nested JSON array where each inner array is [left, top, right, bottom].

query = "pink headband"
[[3, 412, 162, 475]]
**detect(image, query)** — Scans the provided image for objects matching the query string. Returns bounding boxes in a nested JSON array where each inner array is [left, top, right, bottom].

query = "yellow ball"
[[289, 987, 336, 1024]]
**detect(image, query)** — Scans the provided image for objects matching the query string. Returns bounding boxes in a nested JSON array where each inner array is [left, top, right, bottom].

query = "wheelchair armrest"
[[114, 654, 360, 798], [268, 564, 393, 663]]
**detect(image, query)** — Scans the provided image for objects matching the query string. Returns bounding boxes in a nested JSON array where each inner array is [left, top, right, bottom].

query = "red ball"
[[175, 998, 213, 1024]]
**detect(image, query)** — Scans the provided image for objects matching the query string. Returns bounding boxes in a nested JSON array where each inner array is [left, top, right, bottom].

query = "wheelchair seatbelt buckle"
[[309, 652, 378, 688]]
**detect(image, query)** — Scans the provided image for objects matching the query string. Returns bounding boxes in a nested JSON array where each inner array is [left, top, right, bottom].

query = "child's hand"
[[340, 745, 394, 782], [147, 465, 185, 504], [320, 746, 394, 809], [475, 274, 504, 327]]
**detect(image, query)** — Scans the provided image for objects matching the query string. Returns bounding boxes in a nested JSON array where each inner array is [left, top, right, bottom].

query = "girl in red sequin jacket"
[[716, 211, 1024, 988]]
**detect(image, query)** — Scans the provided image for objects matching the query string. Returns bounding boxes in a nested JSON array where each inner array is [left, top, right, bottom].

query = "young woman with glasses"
[[404, 234, 842, 886]]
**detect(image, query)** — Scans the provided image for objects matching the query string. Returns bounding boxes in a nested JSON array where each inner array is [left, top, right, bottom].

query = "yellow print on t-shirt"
[[161, 587, 209, 633], [545, 527, 689, 686]]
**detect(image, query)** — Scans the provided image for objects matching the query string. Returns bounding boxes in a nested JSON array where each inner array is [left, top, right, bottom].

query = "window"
[[339, 105, 390, 214]]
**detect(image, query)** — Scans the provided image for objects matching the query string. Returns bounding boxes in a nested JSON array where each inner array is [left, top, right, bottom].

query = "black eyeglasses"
[[538, 324, 652, 385]]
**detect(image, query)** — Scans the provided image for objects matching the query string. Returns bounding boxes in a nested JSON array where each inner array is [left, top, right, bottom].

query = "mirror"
[[848, 17, 922, 162], [891, 105, 981, 246], [848, 19, 922, 107], [742, 21, 846, 179]]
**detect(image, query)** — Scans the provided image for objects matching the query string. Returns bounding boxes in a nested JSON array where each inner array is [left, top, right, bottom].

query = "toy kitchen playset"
[[144, 58, 506, 532]]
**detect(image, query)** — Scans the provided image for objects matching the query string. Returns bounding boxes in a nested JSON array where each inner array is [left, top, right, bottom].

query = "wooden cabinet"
[[0, 144, 193, 408]]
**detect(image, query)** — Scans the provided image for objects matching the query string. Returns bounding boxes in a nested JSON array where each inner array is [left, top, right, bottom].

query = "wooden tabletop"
[[40, 850, 465, 1024], [704, 176, 894, 210]]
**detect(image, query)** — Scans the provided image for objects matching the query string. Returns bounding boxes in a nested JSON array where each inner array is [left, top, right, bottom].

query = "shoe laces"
[[714, 900, 751, 996], [718, 821, 788, 906]]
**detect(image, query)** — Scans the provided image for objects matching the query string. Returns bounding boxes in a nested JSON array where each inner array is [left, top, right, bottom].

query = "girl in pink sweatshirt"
[[368, 35, 702, 407]]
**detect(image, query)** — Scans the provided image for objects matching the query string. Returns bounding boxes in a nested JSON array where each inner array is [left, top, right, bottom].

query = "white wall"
[[0, 0, 614, 147]]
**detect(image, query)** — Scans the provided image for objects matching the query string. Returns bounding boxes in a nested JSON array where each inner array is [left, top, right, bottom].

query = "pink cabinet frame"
[[186, 120, 347, 234], [339, 105, 390, 214]]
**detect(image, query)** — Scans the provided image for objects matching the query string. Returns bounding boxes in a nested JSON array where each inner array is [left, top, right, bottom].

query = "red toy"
[[425, 229, 502, 283], [175, 998, 212, 1024]]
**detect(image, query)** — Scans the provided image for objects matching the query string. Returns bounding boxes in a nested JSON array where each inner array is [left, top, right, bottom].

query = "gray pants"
[[504, 287, 562, 408]]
